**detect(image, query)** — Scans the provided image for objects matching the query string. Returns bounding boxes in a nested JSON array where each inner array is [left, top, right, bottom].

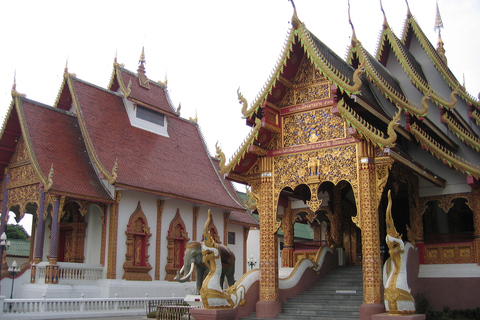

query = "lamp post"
[[8, 260, 20, 299], [0, 232, 11, 295], [247, 255, 257, 270]]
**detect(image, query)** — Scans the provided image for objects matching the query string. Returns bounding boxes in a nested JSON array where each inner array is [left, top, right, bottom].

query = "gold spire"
[[434, 1, 447, 65], [137, 47, 150, 89], [380, 0, 388, 29], [348, 0, 357, 44], [11, 71, 25, 98], [289, 0, 300, 29], [138, 46, 146, 76]]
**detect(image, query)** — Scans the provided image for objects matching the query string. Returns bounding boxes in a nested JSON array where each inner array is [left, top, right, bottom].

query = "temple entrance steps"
[[241, 265, 363, 320]]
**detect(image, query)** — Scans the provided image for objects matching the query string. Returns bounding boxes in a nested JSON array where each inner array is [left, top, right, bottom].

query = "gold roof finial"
[[64, 58, 68, 73], [405, 0, 411, 18], [12, 70, 16, 91], [380, 0, 388, 29], [289, 0, 300, 29], [348, 0, 357, 43], [138, 46, 146, 76], [11, 71, 25, 98], [434, 1, 447, 65]]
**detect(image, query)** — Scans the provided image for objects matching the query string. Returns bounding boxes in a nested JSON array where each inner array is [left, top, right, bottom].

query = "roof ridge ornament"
[[405, 0, 411, 18], [348, 0, 357, 44], [11, 71, 26, 98], [289, 0, 301, 29], [137, 47, 150, 89], [434, 1, 447, 65], [380, 0, 389, 29]]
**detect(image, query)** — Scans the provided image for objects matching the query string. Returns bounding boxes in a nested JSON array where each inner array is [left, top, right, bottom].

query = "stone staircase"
[[241, 265, 363, 320]]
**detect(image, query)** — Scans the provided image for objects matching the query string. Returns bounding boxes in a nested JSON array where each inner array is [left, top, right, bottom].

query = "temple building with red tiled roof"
[[0, 50, 257, 299]]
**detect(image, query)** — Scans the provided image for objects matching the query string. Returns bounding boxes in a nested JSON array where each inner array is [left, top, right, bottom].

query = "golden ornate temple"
[[214, 2, 480, 320]]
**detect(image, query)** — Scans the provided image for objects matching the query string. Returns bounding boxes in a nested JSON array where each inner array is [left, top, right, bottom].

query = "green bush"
[[415, 295, 480, 319]]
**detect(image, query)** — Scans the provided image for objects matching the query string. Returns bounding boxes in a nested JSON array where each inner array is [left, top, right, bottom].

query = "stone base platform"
[[372, 313, 426, 320]]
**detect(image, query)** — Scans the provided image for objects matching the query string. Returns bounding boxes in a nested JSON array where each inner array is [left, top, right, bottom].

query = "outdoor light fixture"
[[0, 232, 11, 293], [8, 260, 20, 310], [247, 255, 257, 270]]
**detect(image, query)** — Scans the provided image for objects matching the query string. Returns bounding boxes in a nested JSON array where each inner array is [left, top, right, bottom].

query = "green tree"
[[5, 224, 29, 240]]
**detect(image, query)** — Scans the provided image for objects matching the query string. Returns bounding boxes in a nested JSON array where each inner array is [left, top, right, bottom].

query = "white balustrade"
[[34, 262, 104, 284], [2, 297, 184, 317]]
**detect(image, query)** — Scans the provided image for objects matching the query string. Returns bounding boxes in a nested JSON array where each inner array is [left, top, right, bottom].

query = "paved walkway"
[[55, 316, 147, 320]]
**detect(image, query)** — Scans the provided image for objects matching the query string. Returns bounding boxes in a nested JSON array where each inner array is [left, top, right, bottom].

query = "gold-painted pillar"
[[107, 191, 121, 279], [472, 188, 480, 265], [281, 201, 294, 267], [256, 157, 282, 318], [358, 141, 385, 319]]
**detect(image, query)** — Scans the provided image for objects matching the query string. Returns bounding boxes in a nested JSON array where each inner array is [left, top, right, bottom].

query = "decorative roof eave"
[[386, 148, 445, 188], [410, 123, 480, 179], [107, 60, 132, 98], [356, 42, 429, 117], [472, 109, 480, 128], [47, 189, 116, 204], [65, 73, 118, 184], [337, 98, 400, 148], [240, 27, 297, 119], [115, 182, 242, 212], [356, 95, 412, 142], [296, 24, 365, 96], [215, 119, 262, 174], [403, 16, 479, 107], [383, 26, 460, 110], [442, 113, 480, 152], [11, 94, 52, 190]]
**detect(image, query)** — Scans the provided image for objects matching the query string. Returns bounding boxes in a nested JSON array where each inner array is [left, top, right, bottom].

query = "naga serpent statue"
[[200, 210, 245, 309], [383, 190, 415, 315]]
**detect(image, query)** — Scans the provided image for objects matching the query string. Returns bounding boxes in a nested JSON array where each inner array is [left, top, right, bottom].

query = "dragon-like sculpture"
[[383, 190, 415, 315], [337, 98, 400, 148], [200, 210, 245, 309]]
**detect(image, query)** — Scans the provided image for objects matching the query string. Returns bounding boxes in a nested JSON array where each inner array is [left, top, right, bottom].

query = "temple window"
[[123, 202, 152, 281], [228, 232, 235, 245], [165, 209, 189, 281], [423, 198, 474, 243], [136, 105, 165, 126]]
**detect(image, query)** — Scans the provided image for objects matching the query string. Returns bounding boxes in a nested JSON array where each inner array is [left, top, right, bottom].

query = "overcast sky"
[[1, 0, 479, 232]]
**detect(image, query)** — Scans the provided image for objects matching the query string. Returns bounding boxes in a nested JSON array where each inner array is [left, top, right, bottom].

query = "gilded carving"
[[423, 242, 476, 264], [274, 145, 357, 192], [165, 209, 190, 281], [282, 107, 346, 148], [123, 201, 152, 281]]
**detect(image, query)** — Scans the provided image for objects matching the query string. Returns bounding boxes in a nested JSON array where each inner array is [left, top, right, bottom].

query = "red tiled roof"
[[18, 98, 113, 201], [211, 158, 256, 226], [229, 210, 258, 227], [70, 77, 243, 210], [116, 68, 176, 115]]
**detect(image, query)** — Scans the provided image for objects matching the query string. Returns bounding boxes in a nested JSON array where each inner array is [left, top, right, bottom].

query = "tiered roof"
[[1, 55, 246, 211], [217, 4, 480, 185]]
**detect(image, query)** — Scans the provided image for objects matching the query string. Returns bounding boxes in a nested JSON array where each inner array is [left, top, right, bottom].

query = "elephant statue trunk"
[[175, 240, 235, 295], [175, 262, 195, 282]]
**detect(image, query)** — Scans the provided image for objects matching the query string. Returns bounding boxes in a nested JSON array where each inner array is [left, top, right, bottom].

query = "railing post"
[[114, 293, 119, 311], [80, 294, 84, 312], [40, 293, 46, 313], [0, 295, 5, 318]]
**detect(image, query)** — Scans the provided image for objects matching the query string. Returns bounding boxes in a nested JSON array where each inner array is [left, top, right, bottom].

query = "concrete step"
[[240, 265, 363, 320]]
